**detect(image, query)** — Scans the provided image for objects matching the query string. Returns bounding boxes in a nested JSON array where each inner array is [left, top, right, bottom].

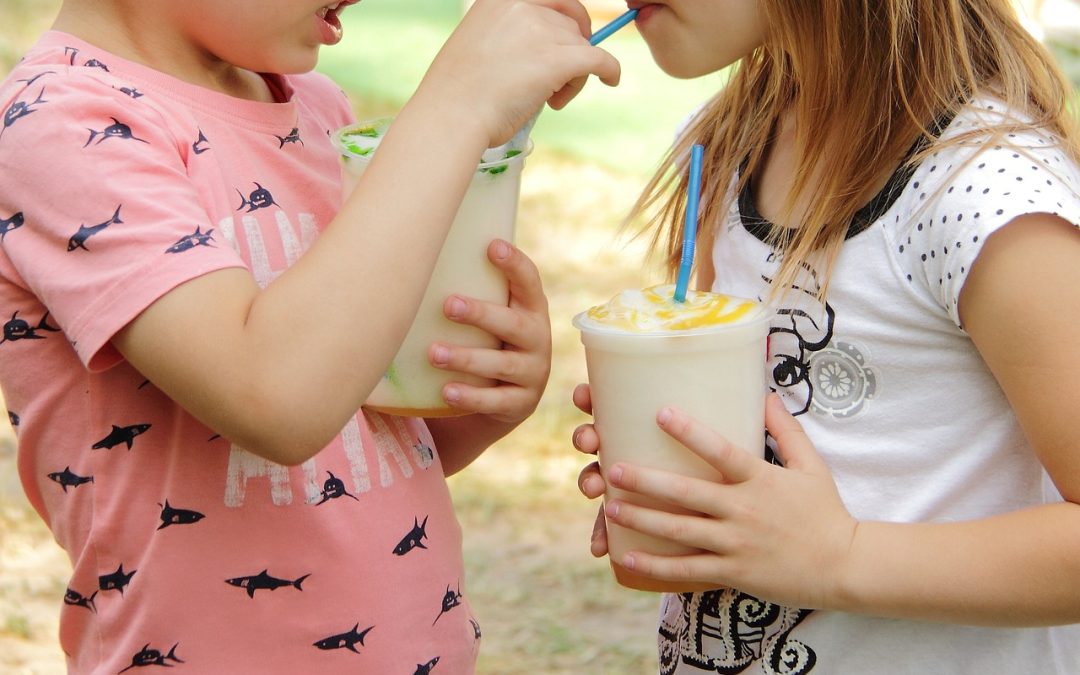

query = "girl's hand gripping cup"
[[574, 285, 770, 592], [335, 118, 532, 416]]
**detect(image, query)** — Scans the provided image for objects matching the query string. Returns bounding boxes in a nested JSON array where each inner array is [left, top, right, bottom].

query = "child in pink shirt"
[[0, 0, 621, 672]]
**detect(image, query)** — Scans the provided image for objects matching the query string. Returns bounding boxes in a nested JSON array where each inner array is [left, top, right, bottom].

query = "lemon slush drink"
[[335, 118, 531, 416], [574, 284, 770, 591]]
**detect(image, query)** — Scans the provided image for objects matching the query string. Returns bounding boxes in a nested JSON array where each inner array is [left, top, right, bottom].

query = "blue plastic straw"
[[673, 144, 705, 303], [589, 8, 640, 45]]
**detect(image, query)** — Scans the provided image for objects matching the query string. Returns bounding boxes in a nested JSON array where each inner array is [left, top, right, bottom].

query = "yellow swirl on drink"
[[581, 284, 759, 332]]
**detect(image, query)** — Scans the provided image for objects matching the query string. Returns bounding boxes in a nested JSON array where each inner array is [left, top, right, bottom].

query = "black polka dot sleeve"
[[891, 107, 1080, 329]]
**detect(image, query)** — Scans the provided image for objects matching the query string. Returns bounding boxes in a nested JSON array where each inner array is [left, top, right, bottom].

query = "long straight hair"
[[635, 0, 1079, 296]]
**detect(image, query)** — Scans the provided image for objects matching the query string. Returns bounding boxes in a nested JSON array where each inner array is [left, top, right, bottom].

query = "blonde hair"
[[635, 0, 1079, 296]]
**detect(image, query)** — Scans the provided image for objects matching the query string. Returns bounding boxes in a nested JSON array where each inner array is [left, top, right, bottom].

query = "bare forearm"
[[836, 502, 1080, 626]]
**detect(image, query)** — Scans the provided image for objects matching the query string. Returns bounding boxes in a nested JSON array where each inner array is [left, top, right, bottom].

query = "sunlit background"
[[1, 1, 1078, 672]]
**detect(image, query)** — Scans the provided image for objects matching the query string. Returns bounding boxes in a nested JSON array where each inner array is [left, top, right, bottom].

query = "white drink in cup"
[[334, 118, 532, 417], [574, 284, 770, 592]]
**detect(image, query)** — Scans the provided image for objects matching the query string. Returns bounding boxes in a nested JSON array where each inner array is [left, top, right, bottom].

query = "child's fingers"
[[429, 342, 544, 387], [488, 240, 548, 315], [764, 393, 828, 475], [572, 422, 599, 456], [590, 504, 609, 558], [530, 0, 593, 38], [577, 459, 604, 498], [655, 407, 758, 484], [572, 382, 592, 414], [440, 380, 533, 418], [442, 295, 541, 352], [604, 500, 725, 554], [606, 463, 729, 519]]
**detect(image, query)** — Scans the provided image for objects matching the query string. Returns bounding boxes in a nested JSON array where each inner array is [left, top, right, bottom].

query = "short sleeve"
[[0, 70, 247, 369], [892, 112, 1080, 329]]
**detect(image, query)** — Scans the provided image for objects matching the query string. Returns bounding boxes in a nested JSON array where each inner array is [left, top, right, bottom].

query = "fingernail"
[[622, 554, 636, 570], [432, 345, 450, 365], [605, 501, 619, 518], [609, 464, 623, 484], [657, 407, 672, 425], [444, 386, 461, 403], [493, 240, 511, 261], [572, 428, 582, 448], [447, 297, 467, 319]]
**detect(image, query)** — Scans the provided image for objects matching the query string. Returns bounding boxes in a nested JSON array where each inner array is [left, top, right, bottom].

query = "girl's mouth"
[[316, 1, 358, 45]]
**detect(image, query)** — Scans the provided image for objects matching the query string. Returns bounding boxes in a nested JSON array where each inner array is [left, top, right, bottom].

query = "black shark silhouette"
[[118, 643, 183, 673], [225, 570, 309, 598], [16, 71, 55, 88], [92, 423, 151, 450], [313, 471, 358, 505], [276, 127, 303, 148], [470, 618, 482, 640], [414, 442, 434, 464], [116, 86, 143, 99], [67, 205, 122, 251], [64, 588, 98, 613], [192, 130, 209, 155], [47, 466, 94, 493], [236, 183, 279, 212], [313, 623, 374, 653], [83, 58, 109, 71], [84, 117, 149, 147], [165, 226, 215, 254], [99, 563, 136, 595], [8, 410, 19, 427], [413, 657, 440, 675], [1, 88, 47, 140], [157, 501, 205, 530], [1, 310, 60, 344], [392, 516, 429, 556], [0, 211, 24, 242], [433, 584, 463, 625]]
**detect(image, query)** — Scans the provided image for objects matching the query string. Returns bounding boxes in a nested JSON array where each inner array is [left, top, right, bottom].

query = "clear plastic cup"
[[334, 118, 532, 417], [574, 294, 770, 592]]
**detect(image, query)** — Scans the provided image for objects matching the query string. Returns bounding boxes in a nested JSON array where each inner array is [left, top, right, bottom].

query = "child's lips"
[[316, 0, 359, 45]]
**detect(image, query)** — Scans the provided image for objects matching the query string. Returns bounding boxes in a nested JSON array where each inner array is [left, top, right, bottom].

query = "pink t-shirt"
[[0, 32, 479, 673]]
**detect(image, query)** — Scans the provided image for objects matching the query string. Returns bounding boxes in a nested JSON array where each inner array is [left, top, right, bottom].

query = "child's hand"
[[420, 0, 622, 147], [600, 394, 859, 611], [571, 383, 610, 558], [427, 239, 551, 425]]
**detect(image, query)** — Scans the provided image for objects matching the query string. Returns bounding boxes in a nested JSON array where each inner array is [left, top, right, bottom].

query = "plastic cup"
[[334, 118, 532, 417], [574, 292, 770, 592]]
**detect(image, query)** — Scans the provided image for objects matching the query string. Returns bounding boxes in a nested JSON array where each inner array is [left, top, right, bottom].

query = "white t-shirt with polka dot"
[[660, 99, 1080, 675]]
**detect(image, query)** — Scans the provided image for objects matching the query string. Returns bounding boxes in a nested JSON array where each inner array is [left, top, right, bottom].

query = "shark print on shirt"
[[99, 564, 136, 595], [165, 226, 215, 254], [67, 205, 122, 251], [313, 623, 374, 654], [236, 183, 280, 212], [92, 423, 151, 450], [225, 570, 310, 599], [83, 117, 149, 147], [393, 516, 429, 556], [1, 87, 47, 140], [0, 211, 23, 242], [47, 466, 94, 492], [1, 310, 60, 343], [118, 643, 184, 673]]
